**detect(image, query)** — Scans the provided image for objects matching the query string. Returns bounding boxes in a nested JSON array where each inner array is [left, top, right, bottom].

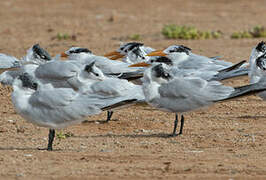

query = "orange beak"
[[104, 51, 121, 57], [109, 54, 125, 60], [104, 51, 125, 60], [146, 50, 166, 57], [61, 52, 68, 58], [129, 62, 151, 67]]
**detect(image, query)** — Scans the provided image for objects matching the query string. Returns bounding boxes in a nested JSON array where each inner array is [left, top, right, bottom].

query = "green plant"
[[250, 25, 266, 38], [231, 26, 266, 39], [56, 131, 74, 140], [56, 33, 70, 40], [128, 34, 142, 40], [162, 25, 222, 40]]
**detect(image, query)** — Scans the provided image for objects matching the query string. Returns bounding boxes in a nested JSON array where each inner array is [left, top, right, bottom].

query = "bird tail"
[[101, 99, 138, 111], [210, 60, 248, 81], [218, 60, 246, 73], [215, 82, 266, 102]]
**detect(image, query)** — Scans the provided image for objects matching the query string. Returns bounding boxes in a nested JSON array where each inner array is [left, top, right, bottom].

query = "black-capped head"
[[18, 73, 38, 90], [150, 56, 173, 66], [256, 41, 266, 53], [152, 64, 172, 80], [119, 42, 144, 53], [68, 47, 92, 54], [32, 44, 52, 61], [167, 45, 191, 55], [84, 61, 96, 73], [256, 53, 266, 71]]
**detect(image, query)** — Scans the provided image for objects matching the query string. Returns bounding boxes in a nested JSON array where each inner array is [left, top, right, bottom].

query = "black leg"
[[106, 111, 114, 123], [47, 129, 55, 151], [179, 115, 184, 135], [171, 114, 178, 136]]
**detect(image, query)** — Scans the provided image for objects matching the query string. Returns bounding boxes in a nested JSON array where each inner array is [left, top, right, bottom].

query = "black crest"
[[18, 73, 38, 90], [120, 42, 144, 52], [152, 64, 172, 80], [69, 48, 92, 54], [169, 45, 191, 55], [256, 41, 266, 53], [32, 44, 52, 61], [84, 61, 95, 73], [151, 56, 173, 66], [256, 53, 266, 71], [131, 47, 146, 59]]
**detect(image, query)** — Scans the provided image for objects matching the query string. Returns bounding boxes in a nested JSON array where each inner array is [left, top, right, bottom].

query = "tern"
[[35, 59, 145, 122], [249, 41, 266, 99], [104, 42, 154, 63], [140, 63, 266, 136], [11, 72, 139, 151], [60, 46, 146, 122]]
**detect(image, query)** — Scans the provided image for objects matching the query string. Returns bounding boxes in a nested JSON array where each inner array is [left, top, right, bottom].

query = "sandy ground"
[[0, 0, 266, 179]]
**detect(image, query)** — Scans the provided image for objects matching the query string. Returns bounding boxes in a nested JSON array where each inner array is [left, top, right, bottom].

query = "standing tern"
[[11, 73, 139, 151], [140, 63, 266, 136], [34, 60, 145, 122]]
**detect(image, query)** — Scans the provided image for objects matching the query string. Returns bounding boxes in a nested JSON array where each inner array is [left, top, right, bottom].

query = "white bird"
[[60, 47, 147, 121], [140, 63, 266, 136], [11, 72, 140, 150], [35, 59, 145, 122], [104, 42, 154, 63], [249, 41, 266, 99]]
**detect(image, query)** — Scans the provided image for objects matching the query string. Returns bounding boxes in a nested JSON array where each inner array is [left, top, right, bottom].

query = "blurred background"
[[0, 0, 265, 60]]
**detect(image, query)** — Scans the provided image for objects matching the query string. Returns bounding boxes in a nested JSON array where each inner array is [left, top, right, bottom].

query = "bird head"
[[61, 47, 92, 60]]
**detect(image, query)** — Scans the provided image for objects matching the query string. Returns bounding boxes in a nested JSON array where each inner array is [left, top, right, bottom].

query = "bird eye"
[[94, 73, 99, 77], [32, 83, 38, 90]]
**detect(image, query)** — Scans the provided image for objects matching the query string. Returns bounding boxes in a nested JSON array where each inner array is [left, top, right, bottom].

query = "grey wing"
[[0, 70, 20, 85], [35, 60, 81, 80], [170, 67, 217, 80], [88, 56, 143, 74], [0, 53, 21, 68], [27, 88, 101, 128], [157, 77, 234, 112], [30, 88, 78, 108], [179, 54, 232, 71], [88, 78, 144, 108], [30, 87, 101, 115]]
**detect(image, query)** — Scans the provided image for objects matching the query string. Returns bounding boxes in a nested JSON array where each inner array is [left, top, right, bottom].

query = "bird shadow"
[[81, 119, 119, 124], [0, 147, 54, 151], [73, 132, 180, 139], [235, 115, 266, 119]]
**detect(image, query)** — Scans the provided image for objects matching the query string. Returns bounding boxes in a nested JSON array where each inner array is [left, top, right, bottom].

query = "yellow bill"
[[129, 62, 151, 67], [60, 52, 68, 58], [146, 50, 166, 57], [104, 51, 121, 57]]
